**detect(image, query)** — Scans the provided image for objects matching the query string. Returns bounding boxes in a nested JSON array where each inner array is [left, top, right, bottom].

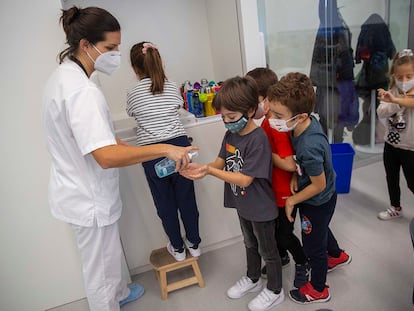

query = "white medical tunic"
[[43, 60, 122, 227]]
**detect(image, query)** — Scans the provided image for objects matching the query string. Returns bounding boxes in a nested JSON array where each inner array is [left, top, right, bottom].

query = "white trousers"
[[71, 221, 129, 311]]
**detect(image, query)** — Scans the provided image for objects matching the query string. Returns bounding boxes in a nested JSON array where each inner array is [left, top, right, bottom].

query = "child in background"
[[246, 67, 277, 120], [376, 48, 414, 220], [126, 42, 201, 261], [180, 76, 284, 311], [246, 68, 309, 288], [268, 72, 351, 304]]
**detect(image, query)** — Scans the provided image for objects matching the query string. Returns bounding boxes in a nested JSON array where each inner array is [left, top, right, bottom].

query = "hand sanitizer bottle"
[[154, 150, 198, 178]]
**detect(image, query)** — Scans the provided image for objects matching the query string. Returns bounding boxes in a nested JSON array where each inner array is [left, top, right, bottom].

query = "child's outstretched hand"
[[377, 88, 396, 103], [179, 163, 208, 180], [290, 173, 298, 194]]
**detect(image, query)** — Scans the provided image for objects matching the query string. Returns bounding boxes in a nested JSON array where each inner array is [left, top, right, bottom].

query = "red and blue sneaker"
[[328, 250, 351, 272], [289, 281, 330, 304]]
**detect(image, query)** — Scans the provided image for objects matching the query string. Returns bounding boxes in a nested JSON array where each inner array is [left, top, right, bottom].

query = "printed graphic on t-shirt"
[[387, 110, 406, 145], [387, 130, 401, 144], [225, 143, 246, 196]]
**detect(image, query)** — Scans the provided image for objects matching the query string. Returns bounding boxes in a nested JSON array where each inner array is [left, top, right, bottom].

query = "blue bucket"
[[330, 143, 355, 194]]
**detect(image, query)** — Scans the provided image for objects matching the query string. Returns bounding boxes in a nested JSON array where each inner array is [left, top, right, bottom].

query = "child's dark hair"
[[130, 41, 166, 95], [212, 76, 258, 116], [245, 67, 278, 98], [59, 6, 121, 64], [267, 72, 315, 115], [389, 49, 414, 89]]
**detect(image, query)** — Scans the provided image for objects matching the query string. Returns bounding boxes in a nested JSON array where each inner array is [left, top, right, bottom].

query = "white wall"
[[206, 0, 243, 81], [61, 0, 244, 117], [91, 0, 217, 116], [237, 0, 267, 72]]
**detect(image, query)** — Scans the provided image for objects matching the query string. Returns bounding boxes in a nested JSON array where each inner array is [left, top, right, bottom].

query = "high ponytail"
[[130, 41, 166, 95], [144, 48, 166, 94]]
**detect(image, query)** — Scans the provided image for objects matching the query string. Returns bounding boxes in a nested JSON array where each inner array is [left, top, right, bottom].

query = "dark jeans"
[[383, 142, 414, 207], [298, 192, 341, 292], [142, 135, 201, 250], [238, 215, 282, 292], [276, 206, 307, 265]]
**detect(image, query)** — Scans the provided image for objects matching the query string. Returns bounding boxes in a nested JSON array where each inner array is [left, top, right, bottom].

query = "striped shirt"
[[126, 78, 187, 146]]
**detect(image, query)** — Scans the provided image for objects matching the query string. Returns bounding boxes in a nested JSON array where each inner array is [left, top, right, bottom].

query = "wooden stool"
[[149, 247, 205, 299]]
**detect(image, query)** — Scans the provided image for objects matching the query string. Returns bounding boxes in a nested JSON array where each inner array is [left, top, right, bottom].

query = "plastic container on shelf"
[[204, 92, 216, 116], [186, 89, 193, 113], [330, 143, 355, 194], [192, 92, 205, 118]]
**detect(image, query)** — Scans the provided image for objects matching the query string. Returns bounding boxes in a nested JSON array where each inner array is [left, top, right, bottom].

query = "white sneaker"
[[184, 237, 201, 257], [248, 288, 285, 311], [227, 276, 263, 299], [378, 207, 403, 220], [166, 242, 186, 261]]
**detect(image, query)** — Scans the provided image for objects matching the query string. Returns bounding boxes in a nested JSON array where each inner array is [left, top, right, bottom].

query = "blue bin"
[[330, 143, 355, 194]]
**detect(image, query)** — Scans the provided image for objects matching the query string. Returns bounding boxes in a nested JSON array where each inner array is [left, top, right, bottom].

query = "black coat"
[[355, 13, 396, 90], [310, 1, 354, 87], [310, 28, 355, 86]]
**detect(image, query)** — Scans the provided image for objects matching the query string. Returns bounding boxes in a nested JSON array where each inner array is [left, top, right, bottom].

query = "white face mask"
[[396, 78, 414, 93], [269, 115, 299, 132], [254, 100, 266, 119], [88, 45, 121, 75]]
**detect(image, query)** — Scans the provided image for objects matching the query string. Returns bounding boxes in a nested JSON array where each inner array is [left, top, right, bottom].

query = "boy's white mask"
[[269, 115, 300, 132]]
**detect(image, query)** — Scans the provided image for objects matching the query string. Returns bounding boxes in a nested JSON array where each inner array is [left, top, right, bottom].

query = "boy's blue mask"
[[224, 116, 248, 133]]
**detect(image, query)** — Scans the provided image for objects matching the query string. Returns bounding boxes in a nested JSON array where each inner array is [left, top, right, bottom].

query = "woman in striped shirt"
[[127, 42, 201, 261]]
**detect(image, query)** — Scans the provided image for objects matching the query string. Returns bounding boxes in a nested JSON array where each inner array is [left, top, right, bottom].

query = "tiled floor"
[[50, 159, 414, 311]]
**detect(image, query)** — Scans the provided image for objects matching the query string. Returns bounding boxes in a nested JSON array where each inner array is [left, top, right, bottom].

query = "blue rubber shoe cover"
[[119, 283, 144, 307]]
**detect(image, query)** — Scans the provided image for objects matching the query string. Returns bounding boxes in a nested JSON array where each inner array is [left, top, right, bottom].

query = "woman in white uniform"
[[43, 6, 197, 311]]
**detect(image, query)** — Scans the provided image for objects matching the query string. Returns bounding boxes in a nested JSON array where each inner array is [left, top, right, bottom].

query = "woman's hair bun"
[[61, 6, 80, 32]]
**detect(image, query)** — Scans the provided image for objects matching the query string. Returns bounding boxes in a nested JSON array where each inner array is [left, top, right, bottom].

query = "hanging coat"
[[355, 13, 396, 91], [310, 0, 358, 128]]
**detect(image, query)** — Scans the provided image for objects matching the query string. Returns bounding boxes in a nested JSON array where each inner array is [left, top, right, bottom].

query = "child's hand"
[[377, 88, 396, 103], [165, 145, 199, 171], [290, 174, 298, 194], [179, 163, 208, 180], [285, 197, 295, 223]]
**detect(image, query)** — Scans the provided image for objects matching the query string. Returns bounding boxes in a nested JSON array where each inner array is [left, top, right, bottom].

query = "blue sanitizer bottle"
[[186, 89, 193, 114], [154, 150, 198, 178]]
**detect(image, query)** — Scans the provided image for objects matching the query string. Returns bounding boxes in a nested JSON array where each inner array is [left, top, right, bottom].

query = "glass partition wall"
[[257, 0, 412, 162]]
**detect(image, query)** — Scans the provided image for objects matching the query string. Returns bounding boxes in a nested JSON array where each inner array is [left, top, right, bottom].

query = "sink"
[[112, 116, 136, 131], [116, 127, 137, 142], [112, 109, 221, 141]]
